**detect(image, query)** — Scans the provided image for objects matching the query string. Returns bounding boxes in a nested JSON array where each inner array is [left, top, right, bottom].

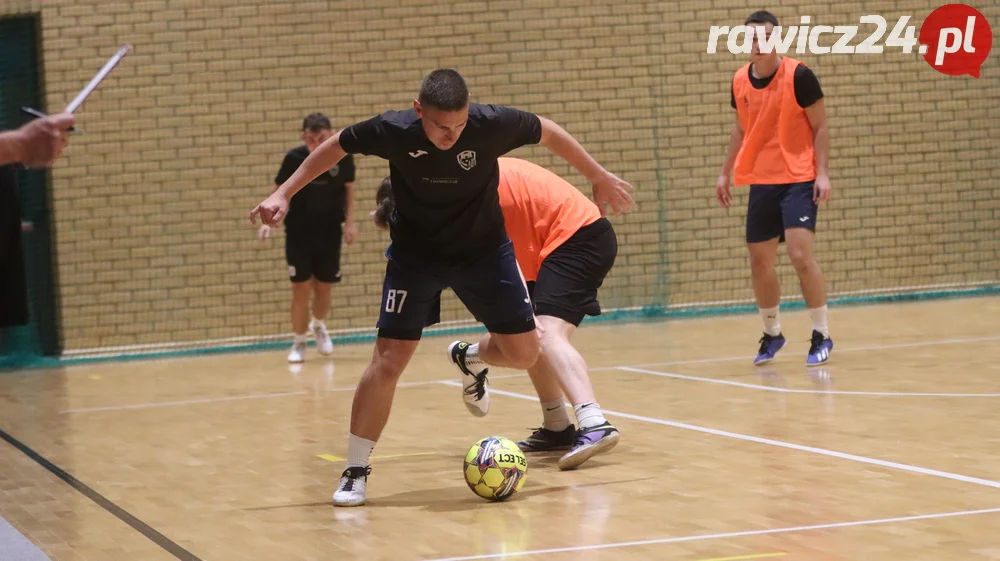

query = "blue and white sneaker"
[[806, 330, 834, 365], [754, 333, 786, 365]]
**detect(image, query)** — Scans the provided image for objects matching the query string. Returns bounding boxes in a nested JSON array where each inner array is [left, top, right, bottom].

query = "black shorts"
[[377, 239, 535, 340], [285, 221, 343, 284], [746, 181, 818, 244], [0, 179, 28, 328], [526, 217, 617, 327]]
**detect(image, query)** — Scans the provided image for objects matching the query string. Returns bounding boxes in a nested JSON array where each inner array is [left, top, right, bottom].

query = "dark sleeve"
[[274, 152, 299, 185], [340, 154, 356, 183], [339, 116, 390, 159], [794, 65, 824, 109], [490, 105, 543, 154]]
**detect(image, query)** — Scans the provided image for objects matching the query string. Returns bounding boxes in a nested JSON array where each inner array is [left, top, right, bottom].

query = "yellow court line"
[[692, 553, 786, 561], [317, 452, 436, 462]]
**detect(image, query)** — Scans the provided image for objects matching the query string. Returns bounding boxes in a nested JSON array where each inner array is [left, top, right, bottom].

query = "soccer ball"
[[463, 436, 528, 501]]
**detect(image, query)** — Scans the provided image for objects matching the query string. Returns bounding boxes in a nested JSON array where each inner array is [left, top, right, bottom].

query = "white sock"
[[294, 333, 308, 344], [541, 399, 571, 432], [759, 306, 781, 337], [809, 305, 830, 338], [464, 342, 486, 369], [347, 433, 376, 468], [312, 318, 326, 329], [574, 403, 607, 429]]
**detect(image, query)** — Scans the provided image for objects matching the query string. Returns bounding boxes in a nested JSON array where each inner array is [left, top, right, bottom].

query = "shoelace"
[[339, 466, 372, 491], [758, 334, 778, 354], [808, 331, 826, 354], [462, 369, 489, 400]]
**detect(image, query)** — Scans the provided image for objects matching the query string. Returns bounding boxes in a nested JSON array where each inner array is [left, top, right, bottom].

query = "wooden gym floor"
[[1, 296, 999, 561]]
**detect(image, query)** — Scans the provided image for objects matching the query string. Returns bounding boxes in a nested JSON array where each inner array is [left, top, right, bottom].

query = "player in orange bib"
[[372, 157, 621, 470], [716, 10, 834, 367]]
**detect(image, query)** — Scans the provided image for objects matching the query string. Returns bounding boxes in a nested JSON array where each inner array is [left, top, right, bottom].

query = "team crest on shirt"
[[457, 150, 477, 171]]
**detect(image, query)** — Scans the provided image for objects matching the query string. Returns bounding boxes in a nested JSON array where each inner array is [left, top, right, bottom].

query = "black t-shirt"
[[275, 145, 355, 227], [339, 103, 543, 265], [731, 63, 824, 109]]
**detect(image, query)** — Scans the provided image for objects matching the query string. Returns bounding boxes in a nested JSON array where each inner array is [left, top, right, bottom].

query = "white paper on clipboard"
[[64, 44, 133, 114]]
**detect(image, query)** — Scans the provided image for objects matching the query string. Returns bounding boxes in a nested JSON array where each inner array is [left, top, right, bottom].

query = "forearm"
[[0, 131, 24, 166], [813, 124, 829, 177], [539, 118, 606, 182], [276, 132, 347, 199], [344, 182, 355, 223], [720, 128, 743, 176]]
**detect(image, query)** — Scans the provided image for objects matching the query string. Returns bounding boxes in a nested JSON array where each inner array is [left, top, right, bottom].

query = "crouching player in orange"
[[372, 157, 623, 470]]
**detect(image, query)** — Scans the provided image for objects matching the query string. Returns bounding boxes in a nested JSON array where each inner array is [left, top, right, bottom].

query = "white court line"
[[419, 507, 1000, 561], [443, 382, 1000, 490], [57, 373, 527, 414], [591, 335, 1000, 371], [617, 367, 1000, 397], [59, 391, 308, 413], [55, 335, 1000, 413]]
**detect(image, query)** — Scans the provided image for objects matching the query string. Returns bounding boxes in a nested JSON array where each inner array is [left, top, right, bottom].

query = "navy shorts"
[[377, 240, 536, 341], [746, 181, 818, 244]]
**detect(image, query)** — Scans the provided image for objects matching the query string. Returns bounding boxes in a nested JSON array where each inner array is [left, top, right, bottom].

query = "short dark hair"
[[372, 176, 395, 230], [418, 69, 469, 111], [745, 10, 778, 26], [302, 112, 332, 132]]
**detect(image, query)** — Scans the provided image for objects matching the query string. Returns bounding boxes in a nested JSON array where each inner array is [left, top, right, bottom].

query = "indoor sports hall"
[[1, 2, 998, 560]]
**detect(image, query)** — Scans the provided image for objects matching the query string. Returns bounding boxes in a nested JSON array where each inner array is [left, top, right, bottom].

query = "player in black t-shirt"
[[257, 114, 357, 363], [250, 69, 634, 507]]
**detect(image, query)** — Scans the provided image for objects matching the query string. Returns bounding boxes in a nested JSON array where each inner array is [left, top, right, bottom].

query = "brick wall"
[[1, 0, 996, 351]]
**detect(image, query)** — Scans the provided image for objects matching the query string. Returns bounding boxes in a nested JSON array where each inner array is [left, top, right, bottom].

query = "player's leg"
[[447, 240, 540, 417], [746, 185, 787, 365], [308, 224, 343, 356], [781, 181, 833, 364], [333, 336, 420, 507], [285, 228, 314, 362], [333, 256, 441, 507], [516, 218, 619, 469]]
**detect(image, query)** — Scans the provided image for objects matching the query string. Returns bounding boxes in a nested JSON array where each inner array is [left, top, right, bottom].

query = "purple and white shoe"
[[806, 330, 834, 365], [557, 423, 620, 471], [754, 332, 786, 365]]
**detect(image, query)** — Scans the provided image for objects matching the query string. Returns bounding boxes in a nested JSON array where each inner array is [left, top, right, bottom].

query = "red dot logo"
[[919, 4, 992, 77]]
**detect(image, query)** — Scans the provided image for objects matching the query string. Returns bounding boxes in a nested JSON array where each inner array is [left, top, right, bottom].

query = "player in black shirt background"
[[250, 69, 634, 507], [257, 114, 357, 363]]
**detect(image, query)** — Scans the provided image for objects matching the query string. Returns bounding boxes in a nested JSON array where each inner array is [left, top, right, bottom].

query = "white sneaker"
[[333, 466, 371, 507], [447, 341, 490, 417], [312, 321, 334, 356], [288, 340, 306, 363]]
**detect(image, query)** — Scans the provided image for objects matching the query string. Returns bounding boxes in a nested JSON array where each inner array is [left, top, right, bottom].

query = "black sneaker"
[[516, 425, 577, 452], [332, 465, 371, 507]]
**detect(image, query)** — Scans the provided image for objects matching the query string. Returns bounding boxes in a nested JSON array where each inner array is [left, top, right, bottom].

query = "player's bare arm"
[[344, 181, 358, 245], [537, 117, 635, 217], [805, 99, 831, 204], [716, 114, 744, 209], [250, 131, 349, 226]]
